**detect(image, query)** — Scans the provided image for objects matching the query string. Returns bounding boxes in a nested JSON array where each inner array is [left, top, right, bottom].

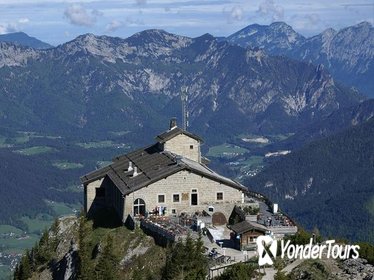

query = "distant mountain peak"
[[269, 21, 293, 29], [71, 33, 111, 47], [58, 33, 131, 63], [227, 21, 305, 51], [0, 31, 53, 49], [321, 28, 337, 37], [76, 33, 96, 39], [198, 33, 215, 39], [354, 21, 372, 28], [129, 29, 190, 40], [227, 21, 374, 97], [134, 28, 169, 35], [126, 28, 192, 51]]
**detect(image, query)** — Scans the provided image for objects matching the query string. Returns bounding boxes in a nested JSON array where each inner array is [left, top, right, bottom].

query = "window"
[[192, 189, 197, 193], [190, 145, 194, 149], [173, 194, 180, 203], [208, 206, 214, 212], [172, 209, 176, 214], [96, 188, 105, 197], [217, 192, 223, 201], [134, 198, 146, 216], [158, 194, 165, 203]]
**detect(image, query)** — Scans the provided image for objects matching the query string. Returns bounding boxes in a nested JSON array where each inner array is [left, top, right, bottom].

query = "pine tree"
[[215, 263, 256, 280], [16, 251, 32, 280], [189, 234, 208, 279], [35, 229, 52, 264], [77, 214, 93, 280], [162, 234, 208, 280], [95, 235, 117, 280]]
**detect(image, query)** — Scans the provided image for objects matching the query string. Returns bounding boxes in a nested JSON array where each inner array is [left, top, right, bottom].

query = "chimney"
[[127, 161, 133, 172], [133, 166, 138, 177], [175, 155, 183, 165], [169, 117, 177, 130]]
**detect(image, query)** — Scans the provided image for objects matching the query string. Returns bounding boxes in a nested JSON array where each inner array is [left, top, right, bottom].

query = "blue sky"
[[0, 0, 373, 45]]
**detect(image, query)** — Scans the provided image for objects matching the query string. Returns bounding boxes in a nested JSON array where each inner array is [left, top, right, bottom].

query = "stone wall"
[[84, 178, 104, 213], [163, 134, 200, 162], [124, 170, 243, 220]]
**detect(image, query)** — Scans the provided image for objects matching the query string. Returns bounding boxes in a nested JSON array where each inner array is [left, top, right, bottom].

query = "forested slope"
[[247, 118, 374, 242]]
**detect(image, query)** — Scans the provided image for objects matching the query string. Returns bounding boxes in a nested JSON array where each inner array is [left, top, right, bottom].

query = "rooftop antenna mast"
[[181, 86, 189, 130]]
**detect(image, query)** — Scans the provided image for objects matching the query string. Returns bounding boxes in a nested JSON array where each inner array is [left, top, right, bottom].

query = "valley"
[[0, 127, 294, 279]]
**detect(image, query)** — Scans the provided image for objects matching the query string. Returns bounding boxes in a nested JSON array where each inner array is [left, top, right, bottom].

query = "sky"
[[0, 0, 373, 46]]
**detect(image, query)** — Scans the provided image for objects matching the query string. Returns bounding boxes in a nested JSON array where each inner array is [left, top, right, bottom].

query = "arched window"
[[133, 198, 146, 216]]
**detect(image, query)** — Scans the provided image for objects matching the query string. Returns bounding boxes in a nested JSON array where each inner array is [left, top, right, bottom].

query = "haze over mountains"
[[0, 21, 373, 243]]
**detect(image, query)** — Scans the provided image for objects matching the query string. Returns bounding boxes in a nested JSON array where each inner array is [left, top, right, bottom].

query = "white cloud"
[[92, 9, 104, 17], [305, 13, 320, 25], [223, 5, 245, 24], [257, 0, 284, 21], [0, 18, 30, 34], [18, 18, 30, 24], [230, 6, 243, 22], [0, 22, 18, 34], [64, 4, 100, 27], [126, 16, 144, 26], [0, 25, 7, 34], [106, 20, 124, 32]]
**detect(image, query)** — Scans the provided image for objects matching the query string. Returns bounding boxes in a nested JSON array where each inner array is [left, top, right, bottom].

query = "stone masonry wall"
[[163, 134, 200, 162], [85, 178, 104, 213], [123, 170, 243, 219]]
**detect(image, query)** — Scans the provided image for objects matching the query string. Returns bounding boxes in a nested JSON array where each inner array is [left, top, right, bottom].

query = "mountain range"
[[227, 22, 374, 98], [0, 28, 364, 145]]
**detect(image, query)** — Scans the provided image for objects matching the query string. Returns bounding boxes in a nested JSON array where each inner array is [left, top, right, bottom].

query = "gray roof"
[[155, 127, 203, 143], [80, 143, 246, 196], [230, 221, 268, 234]]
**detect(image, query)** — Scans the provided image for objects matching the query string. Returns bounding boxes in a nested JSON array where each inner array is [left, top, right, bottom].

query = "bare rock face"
[[288, 258, 374, 280], [0, 42, 40, 67], [36, 216, 79, 280], [339, 258, 374, 280]]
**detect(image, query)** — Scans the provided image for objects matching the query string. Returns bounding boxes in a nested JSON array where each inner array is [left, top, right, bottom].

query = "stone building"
[[81, 119, 247, 224]]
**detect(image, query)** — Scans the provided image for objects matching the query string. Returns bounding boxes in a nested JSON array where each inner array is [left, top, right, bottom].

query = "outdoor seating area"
[[141, 216, 190, 241]]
